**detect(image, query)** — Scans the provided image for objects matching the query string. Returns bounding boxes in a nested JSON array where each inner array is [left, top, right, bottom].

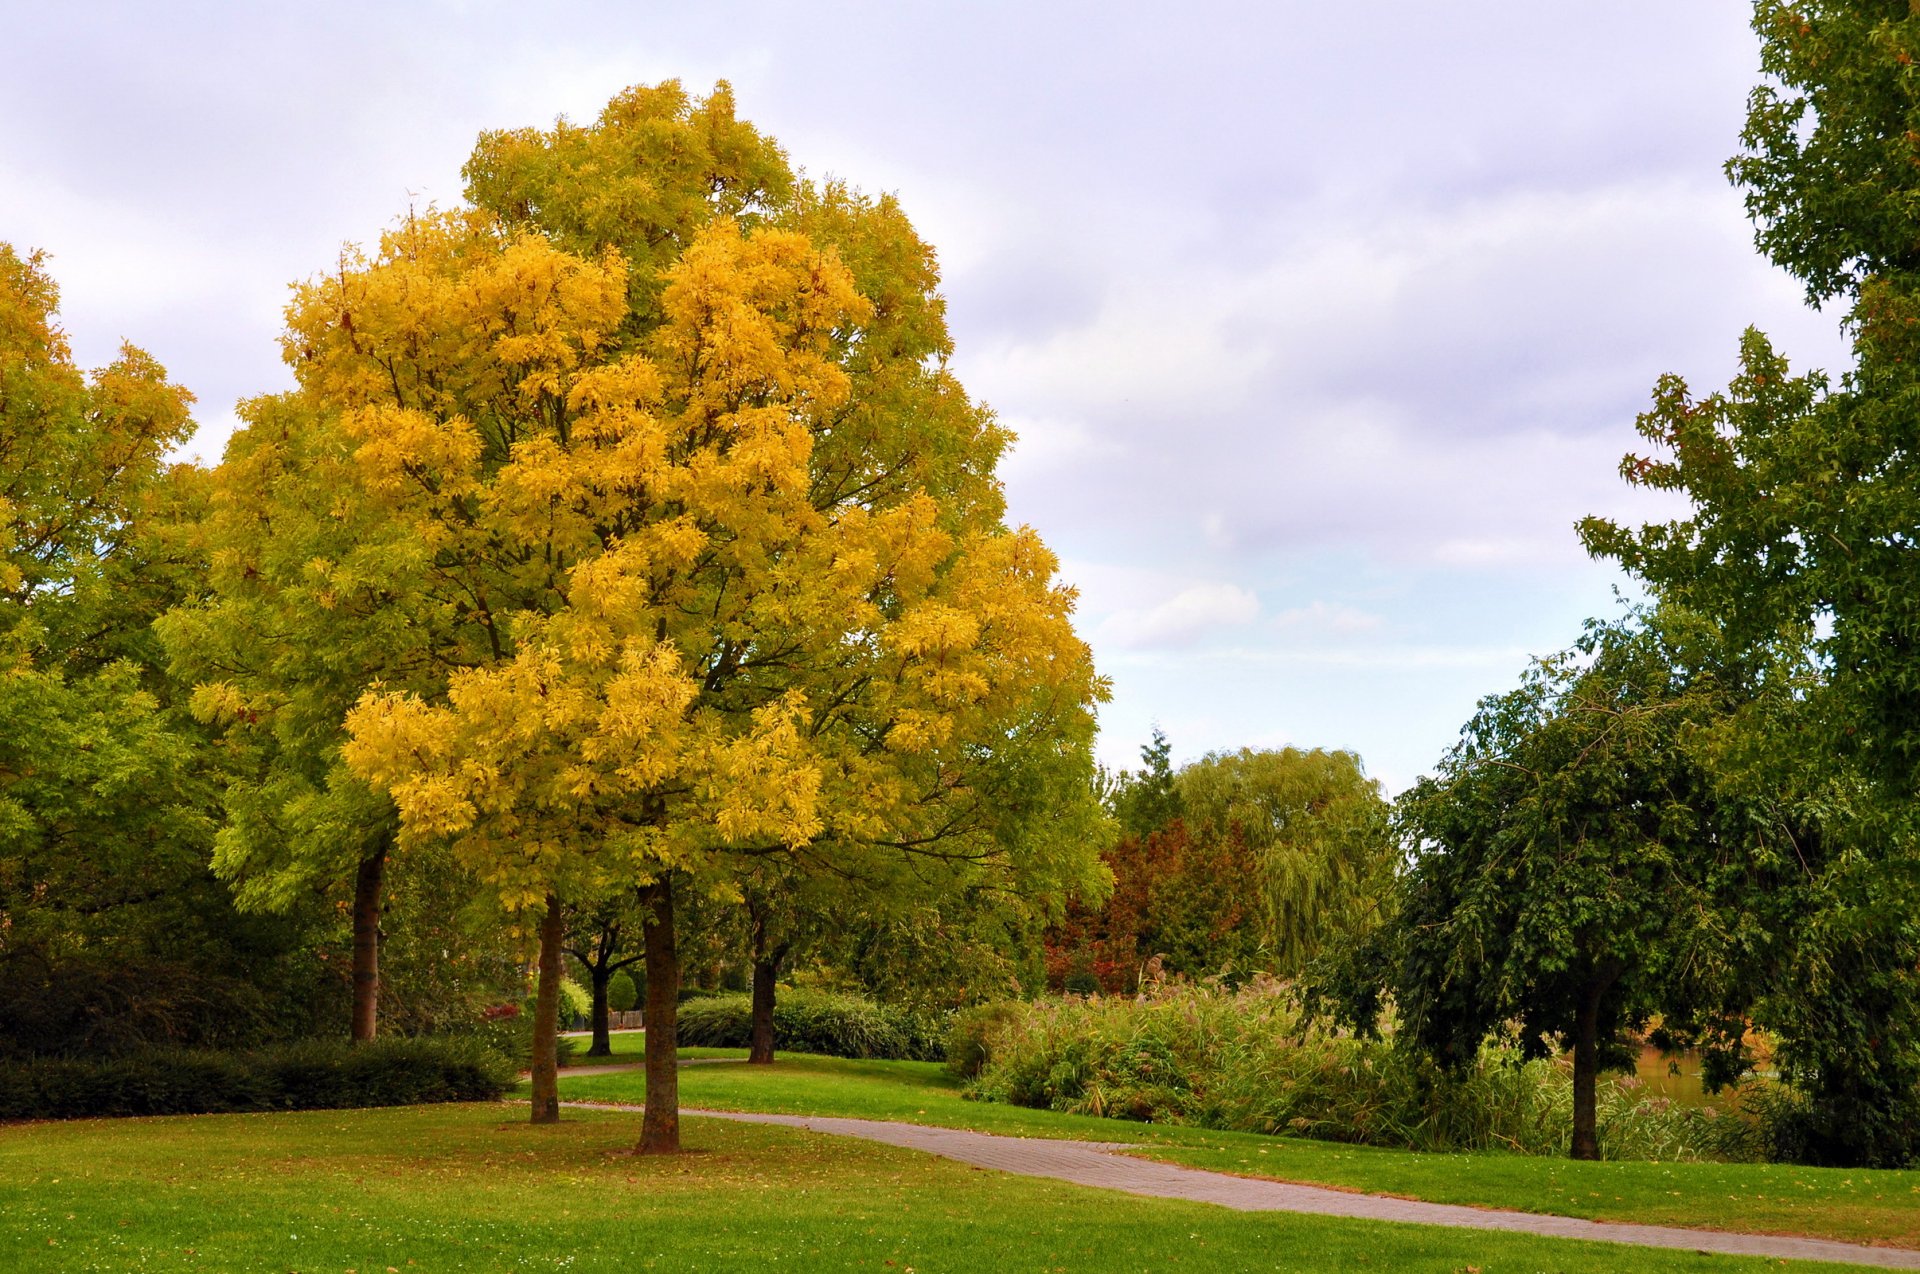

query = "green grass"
[[0, 1101, 1848, 1273], [563, 1031, 737, 1067], [558, 1050, 1920, 1251]]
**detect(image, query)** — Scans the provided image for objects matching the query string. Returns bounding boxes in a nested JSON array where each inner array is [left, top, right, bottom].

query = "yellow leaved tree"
[[262, 83, 1104, 1150]]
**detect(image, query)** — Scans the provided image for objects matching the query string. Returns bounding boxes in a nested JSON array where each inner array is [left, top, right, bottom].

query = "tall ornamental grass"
[[957, 983, 1757, 1162]]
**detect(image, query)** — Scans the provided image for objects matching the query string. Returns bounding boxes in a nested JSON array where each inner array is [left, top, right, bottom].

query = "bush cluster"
[[959, 984, 1758, 1162], [0, 1036, 514, 1121], [464, 1006, 580, 1071], [675, 989, 945, 1061]]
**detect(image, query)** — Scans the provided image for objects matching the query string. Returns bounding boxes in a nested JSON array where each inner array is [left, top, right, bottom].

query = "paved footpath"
[[562, 1101, 1920, 1269]]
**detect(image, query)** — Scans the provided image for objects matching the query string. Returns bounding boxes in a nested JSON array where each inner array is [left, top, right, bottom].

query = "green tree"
[[157, 389, 456, 1045], [1177, 746, 1392, 976], [1579, 0, 1920, 1164], [0, 245, 305, 1053], [565, 893, 647, 1057], [1329, 622, 1737, 1160], [1107, 727, 1183, 839]]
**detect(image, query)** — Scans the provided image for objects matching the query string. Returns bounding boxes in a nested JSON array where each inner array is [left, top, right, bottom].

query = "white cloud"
[[1096, 582, 1260, 651], [1272, 600, 1383, 635]]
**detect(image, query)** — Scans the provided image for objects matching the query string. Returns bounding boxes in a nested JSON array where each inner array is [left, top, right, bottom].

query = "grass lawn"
[[0, 1101, 1847, 1273], [556, 1044, 1920, 1251], [563, 1032, 738, 1067]]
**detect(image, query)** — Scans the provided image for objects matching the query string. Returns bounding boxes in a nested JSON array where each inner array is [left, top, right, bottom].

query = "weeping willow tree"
[[1176, 747, 1395, 975]]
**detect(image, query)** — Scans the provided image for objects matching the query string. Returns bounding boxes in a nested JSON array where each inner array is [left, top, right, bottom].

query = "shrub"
[[675, 989, 945, 1061], [464, 1004, 579, 1071], [0, 1036, 514, 1121], [1062, 970, 1101, 997], [607, 970, 639, 1013], [965, 984, 1755, 1162], [558, 978, 592, 1024], [945, 1001, 1026, 1078]]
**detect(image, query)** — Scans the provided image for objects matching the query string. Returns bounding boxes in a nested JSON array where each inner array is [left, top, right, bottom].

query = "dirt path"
[[562, 1101, 1920, 1269]]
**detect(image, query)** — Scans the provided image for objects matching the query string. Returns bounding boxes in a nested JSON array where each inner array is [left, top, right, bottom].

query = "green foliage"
[[558, 977, 592, 1023], [1177, 747, 1393, 976], [1106, 727, 1183, 839], [965, 986, 1747, 1162], [1576, 2, 1920, 1166], [1323, 618, 1765, 1162], [1729, 1, 1920, 307], [0, 1036, 512, 1121], [674, 990, 945, 1061], [943, 1000, 1026, 1078], [0, 245, 360, 1055], [607, 969, 639, 1013], [1052, 737, 1393, 991]]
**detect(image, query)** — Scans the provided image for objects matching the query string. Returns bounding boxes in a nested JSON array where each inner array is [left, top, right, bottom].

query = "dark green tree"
[[1107, 727, 1183, 839], [1330, 622, 1740, 1161], [1580, 0, 1920, 1165], [565, 893, 648, 1058]]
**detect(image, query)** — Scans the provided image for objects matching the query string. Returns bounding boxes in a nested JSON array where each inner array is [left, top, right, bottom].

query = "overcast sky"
[[3, 1, 1852, 791]]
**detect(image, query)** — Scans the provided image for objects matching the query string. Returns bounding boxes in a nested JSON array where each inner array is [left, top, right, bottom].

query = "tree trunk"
[[529, 893, 565, 1125], [349, 843, 386, 1044], [587, 962, 613, 1058], [639, 876, 680, 1154], [1571, 977, 1605, 1161], [747, 899, 781, 1066], [750, 955, 778, 1065]]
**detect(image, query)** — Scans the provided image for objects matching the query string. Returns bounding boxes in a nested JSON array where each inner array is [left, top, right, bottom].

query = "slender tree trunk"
[[1570, 974, 1611, 1161], [529, 894, 565, 1125], [747, 899, 778, 1065], [587, 962, 613, 1058], [639, 876, 680, 1154], [349, 842, 387, 1044], [750, 956, 779, 1065]]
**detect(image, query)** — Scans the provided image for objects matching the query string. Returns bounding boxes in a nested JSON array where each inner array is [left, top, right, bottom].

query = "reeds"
[[963, 982, 1756, 1161]]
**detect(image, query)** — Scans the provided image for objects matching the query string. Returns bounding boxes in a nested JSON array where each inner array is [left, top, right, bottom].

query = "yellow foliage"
[[233, 86, 1110, 914]]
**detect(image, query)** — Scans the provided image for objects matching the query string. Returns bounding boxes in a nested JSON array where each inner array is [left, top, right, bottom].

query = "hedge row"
[[674, 989, 945, 1061], [0, 1036, 514, 1121]]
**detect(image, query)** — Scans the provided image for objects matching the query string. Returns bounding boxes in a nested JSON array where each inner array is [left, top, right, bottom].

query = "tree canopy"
[[187, 82, 1111, 1150], [1327, 620, 1749, 1160], [1050, 735, 1390, 992], [1580, 0, 1920, 1164]]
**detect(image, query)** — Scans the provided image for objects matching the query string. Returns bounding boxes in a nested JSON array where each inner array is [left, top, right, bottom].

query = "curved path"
[[562, 1101, 1920, 1269]]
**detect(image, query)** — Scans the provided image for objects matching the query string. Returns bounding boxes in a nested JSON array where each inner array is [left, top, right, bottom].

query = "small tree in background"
[[566, 895, 647, 1057], [1050, 734, 1390, 990]]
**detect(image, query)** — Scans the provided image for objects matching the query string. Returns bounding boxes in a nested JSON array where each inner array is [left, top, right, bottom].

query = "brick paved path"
[[562, 1101, 1920, 1269]]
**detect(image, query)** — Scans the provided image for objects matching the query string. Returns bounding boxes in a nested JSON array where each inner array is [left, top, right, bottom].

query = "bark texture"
[[349, 843, 387, 1044], [639, 876, 680, 1154], [528, 893, 565, 1125], [1569, 967, 1621, 1162], [749, 956, 779, 1065]]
